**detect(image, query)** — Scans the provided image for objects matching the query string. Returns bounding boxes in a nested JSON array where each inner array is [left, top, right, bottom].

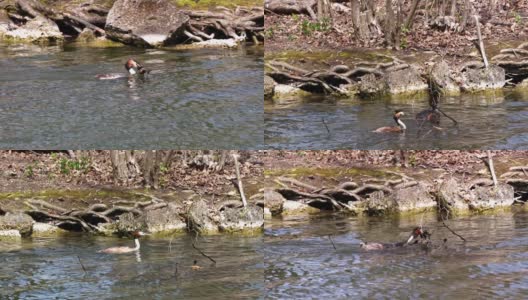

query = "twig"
[[192, 236, 216, 265], [439, 208, 466, 242], [232, 154, 248, 207], [487, 151, 498, 186], [328, 235, 337, 250], [322, 118, 330, 135], [473, 15, 489, 68], [77, 255, 87, 275]]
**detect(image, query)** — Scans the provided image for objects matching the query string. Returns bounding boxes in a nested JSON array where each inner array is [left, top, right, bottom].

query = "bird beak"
[[128, 68, 137, 75], [406, 235, 414, 244]]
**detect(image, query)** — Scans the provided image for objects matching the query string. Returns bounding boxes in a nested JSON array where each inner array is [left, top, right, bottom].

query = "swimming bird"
[[125, 58, 148, 75], [373, 110, 407, 133], [191, 260, 202, 270], [416, 108, 441, 126], [99, 231, 147, 254], [360, 227, 429, 251]]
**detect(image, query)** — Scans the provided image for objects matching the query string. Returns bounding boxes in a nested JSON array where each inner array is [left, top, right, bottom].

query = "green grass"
[[173, 0, 262, 9]]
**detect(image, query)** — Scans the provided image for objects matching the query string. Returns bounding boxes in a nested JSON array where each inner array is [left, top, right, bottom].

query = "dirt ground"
[[265, 1, 528, 55]]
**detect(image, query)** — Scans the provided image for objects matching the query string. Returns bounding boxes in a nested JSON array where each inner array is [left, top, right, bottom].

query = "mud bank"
[[0, 0, 263, 48], [265, 42, 528, 101], [264, 155, 528, 218], [0, 188, 264, 240]]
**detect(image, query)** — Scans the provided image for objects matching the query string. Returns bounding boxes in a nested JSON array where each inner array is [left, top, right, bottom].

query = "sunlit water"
[[265, 90, 528, 149], [0, 234, 263, 299], [0, 43, 263, 149], [265, 211, 528, 299]]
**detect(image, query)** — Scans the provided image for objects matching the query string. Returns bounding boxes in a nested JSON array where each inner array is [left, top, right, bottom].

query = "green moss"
[[173, 0, 262, 9], [0, 189, 147, 202]]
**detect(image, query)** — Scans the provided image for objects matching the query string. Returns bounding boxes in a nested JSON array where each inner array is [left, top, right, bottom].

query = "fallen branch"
[[233, 153, 248, 207]]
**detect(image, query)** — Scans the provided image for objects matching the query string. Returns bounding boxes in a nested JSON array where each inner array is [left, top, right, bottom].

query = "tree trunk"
[[350, 0, 363, 37], [385, 0, 395, 47], [110, 150, 140, 182], [405, 0, 421, 29]]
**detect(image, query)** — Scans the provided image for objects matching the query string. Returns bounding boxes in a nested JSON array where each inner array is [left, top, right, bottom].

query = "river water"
[[0, 43, 263, 149], [265, 211, 528, 299], [0, 234, 263, 299], [265, 89, 528, 149]]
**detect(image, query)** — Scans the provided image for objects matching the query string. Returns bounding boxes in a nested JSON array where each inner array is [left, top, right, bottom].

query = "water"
[[265, 89, 528, 149], [0, 234, 263, 299], [265, 211, 528, 299], [0, 43, 263, 149]]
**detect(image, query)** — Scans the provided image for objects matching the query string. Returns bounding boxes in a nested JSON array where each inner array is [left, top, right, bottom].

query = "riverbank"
[[0, 151, 264, 239], [0, 0, 263, 48], [263, 150, 528, 218]]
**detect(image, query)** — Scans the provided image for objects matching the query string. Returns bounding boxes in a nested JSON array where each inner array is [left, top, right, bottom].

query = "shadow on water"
[[264, 211, 528, 299], [265, 89, 528, 150], [0, 43, 264, 149], [0, 234, 263, 299]]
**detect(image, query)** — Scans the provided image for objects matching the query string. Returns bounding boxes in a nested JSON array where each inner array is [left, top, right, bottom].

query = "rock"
[[264, 207, 272, 219], [105, 0, 189, 47], [392, 183, 436, 212], [3, 16, 63, 44], [32, 222, 65, 237], [437, 178, 468, 215], [0, 9, 14, 35], [359, 73, 385, 97], [365, 191, 395, 216], [264, 188, 285, 215], [385, 66, 428, 94], [273, 84, 311, 99], [264, 75, 276, 99], [116, 212, 145, 233], [76, 28, 96, 43], [145, 203, 186, 234], [430, 61, 460, 95], [461, 65, 505, 91], [219, 205, 263, 232], [282, 200, 320, 215], [468, 183, 514, 210], [0, 212, 33, 237], [0, 230, 21, 240], [187, 199, 218, 234]]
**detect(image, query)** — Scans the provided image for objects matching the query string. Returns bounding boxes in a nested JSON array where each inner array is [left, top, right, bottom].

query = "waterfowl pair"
[[360, 227, 431, 251]]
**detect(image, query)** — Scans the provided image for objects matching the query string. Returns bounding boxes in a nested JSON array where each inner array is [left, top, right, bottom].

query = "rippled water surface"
[[0, 43, 263, 149], [0, 234, 263, 299], [265, 211, 528, 299], [265, 89, 528, 149]]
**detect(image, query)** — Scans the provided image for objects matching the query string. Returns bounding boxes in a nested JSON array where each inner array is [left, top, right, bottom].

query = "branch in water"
[[439, 208, 466, 242], [192, 234, 217, 264], [328, 235, 337, 250], [322, 118, 331, 135]]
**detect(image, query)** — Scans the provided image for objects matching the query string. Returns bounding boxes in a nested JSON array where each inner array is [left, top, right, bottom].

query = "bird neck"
[[134, 238, 140, 250], [394, 117, 406, 130]]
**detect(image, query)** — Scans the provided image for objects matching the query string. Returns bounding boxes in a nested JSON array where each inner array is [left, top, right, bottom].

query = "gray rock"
[[392, 183, 436, 212], [76, 28, 96, 42], [430, 60, 460, 95], [116, 212, 146, 233], [32, 222, 65, 237], [264, 75, 276, 99], [145, 203, 186, 234], [0, 212, 33, 237], [219, 205, 263, 232], [385, 66, 428, 94], [105, 0, 189, 47], [359, 73, 385, 96], [187, 199, 218, 234], [264, 188, 285, 215], [437, 178, 468, 215], [282, 200, 320, 215], [365, 191, 395, 216], [468, 183, 514, 210], [461, 65, 505, 91], [0, 230, 21, 241], [3, 16, 63, 44]]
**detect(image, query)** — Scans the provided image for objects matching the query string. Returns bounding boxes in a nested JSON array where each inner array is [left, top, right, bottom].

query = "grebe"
[[191, 260, 202, 270], [360, 227, 430, 251], [95, 59, 149, 80], [125, 58, 149, 75], [99, 231, 147, 254], [373, 110, 407, 133]]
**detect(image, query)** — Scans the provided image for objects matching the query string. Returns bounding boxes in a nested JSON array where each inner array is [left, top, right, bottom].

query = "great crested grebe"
[[373, 110, 407, 133], [360, 227, 430, 251], [99, 231, 147, 254], [95, 59, 149, 80], [125, 58, 149, 75], [191, 260, 202, 270]]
